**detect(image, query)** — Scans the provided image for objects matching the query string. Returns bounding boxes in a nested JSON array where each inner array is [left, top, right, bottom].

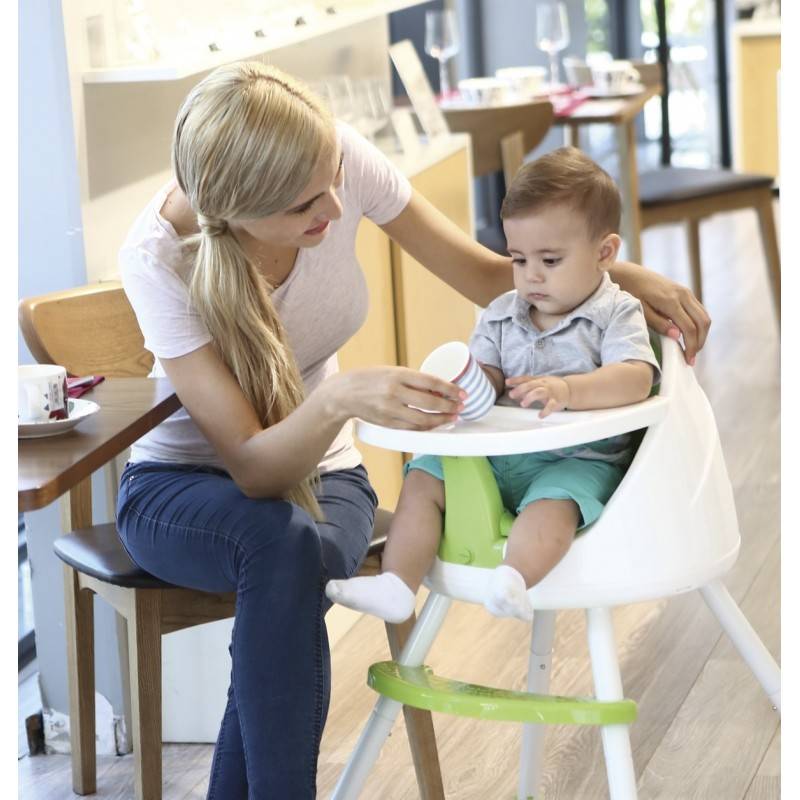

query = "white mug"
[[18, 364, 69, 423], [495, 66, 547, 98], [591, 60, 641, 93], [420, 341, 496, 421]]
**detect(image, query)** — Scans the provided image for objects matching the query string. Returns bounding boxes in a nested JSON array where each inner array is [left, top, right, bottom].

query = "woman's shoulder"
[[120, 180, 193, 283]]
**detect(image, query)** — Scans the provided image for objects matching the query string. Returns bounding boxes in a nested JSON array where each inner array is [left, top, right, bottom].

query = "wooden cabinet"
[[337, 140, 476, 510], [733, 21, 781, 179]]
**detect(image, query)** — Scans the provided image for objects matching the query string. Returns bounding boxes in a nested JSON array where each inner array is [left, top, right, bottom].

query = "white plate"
[[18, 398, 100, 439], [585, 83, 646, 98]]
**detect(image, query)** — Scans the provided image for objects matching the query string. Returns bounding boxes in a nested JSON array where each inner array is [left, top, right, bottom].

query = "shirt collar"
[[485, 273, 614, 334]]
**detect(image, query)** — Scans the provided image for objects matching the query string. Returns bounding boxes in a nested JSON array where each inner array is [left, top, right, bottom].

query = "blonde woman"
[[116, 61, 709, 798]]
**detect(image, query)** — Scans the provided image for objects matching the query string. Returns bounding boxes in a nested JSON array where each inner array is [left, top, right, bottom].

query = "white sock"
[[325, 572, 416, 624], [484, 565, 534, 622]]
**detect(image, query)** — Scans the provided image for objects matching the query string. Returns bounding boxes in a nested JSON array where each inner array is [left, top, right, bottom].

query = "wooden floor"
[[19, 205, 780, 798]]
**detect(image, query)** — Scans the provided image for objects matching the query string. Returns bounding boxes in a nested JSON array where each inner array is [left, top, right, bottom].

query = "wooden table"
[[19, 377, 180, 527], [553, 84, 663, 264]]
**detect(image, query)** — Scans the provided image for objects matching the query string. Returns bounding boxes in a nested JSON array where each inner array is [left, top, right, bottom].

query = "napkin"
[[67, 375, 105, 398], [551, 88, 590, 117]]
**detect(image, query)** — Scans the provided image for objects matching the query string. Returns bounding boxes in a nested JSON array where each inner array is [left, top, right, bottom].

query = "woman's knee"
[[237, 501, 323, 577]]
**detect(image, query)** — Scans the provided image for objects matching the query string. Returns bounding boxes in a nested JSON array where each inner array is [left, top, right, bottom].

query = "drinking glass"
[[536, 1, 570, 89], [424, 10, 459, 98], [352, 78, 392, 142]]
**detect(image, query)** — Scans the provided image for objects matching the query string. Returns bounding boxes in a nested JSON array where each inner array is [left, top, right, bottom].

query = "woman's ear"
[[598, 233, 622, 270]]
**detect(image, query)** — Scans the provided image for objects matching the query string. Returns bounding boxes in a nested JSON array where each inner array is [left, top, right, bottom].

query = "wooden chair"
[[638, 168, 780, 322], [18, 282, 444, 800], [442, 99, 555, 254], [626, 58, 780, 323]]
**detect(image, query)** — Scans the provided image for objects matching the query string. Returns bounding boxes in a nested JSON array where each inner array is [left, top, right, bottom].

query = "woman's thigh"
[[116, 462, 320, 593], [116, 461, 378, 589]]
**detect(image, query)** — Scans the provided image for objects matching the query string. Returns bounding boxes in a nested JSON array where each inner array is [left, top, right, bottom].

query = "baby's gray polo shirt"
[[468, 272, 660, 463]]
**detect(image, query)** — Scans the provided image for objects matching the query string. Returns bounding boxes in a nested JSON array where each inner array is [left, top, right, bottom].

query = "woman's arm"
[[159, 344, 466, 498], [381, 191, 711, 363], [380, 191, 513, 307]]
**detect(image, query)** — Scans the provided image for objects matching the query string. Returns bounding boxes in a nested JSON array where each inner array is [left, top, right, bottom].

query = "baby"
[[326, 147, 661, 622]]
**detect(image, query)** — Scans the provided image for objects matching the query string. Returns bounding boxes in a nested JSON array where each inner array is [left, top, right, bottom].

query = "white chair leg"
[[586, 607, 637, 800], [331, 592, 453, 800], [517, 609, 556, 800], [700, 579, 781, 712]]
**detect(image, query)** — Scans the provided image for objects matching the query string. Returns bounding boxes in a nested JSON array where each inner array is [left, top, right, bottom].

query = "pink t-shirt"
[[119, 122, 412, 472]]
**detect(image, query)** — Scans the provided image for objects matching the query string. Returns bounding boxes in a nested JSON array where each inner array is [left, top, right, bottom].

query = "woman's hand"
[[610, 261, 711, 365], [325, 367, 466, 430], [506, 375, 571, 418]]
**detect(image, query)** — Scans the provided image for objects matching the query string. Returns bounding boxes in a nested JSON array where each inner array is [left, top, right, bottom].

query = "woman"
[[116, 61, 709, 798]]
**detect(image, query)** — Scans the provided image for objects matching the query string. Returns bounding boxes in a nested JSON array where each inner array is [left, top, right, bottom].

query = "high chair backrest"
[[18, 281, 153, 378]]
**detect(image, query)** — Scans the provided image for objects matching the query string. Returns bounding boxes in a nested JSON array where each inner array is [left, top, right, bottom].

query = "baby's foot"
[[484, 565, 534, 622], [325, 572, 416, 624]]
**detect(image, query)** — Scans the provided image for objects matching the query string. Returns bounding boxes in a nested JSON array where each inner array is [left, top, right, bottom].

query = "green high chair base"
[[368, 661, 637, 726]]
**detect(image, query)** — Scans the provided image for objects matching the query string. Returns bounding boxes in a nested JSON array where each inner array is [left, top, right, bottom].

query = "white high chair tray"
[[356, 396, 669, 457]]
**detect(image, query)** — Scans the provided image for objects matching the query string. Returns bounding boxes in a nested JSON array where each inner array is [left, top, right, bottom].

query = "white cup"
[[18, 364, 69, 423], [420, 342, 496, 421], [562, 57, 594, 87], [457, 77, 511, 105], [494, 66, 547, 98], [591, 60, 641, 93]]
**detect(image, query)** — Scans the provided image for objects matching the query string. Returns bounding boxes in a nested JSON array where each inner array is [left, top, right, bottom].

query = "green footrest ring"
[[368, 661, 637, 726]]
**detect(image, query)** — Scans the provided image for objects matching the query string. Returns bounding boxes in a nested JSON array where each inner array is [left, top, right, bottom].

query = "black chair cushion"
[[638, 167, 774, 207], [54, 509, 394, 589]]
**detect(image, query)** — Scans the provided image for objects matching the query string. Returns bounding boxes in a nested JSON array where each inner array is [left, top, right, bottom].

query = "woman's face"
[[230, 147, 345, 249]]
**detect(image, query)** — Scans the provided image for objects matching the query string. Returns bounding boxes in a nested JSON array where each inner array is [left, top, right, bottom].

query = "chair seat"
[[638, 167, 774, 207], [53, 507, 393, 589]]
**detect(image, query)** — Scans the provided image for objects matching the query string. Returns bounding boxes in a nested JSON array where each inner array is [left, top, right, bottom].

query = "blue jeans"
[[116, 461, 378, 799]]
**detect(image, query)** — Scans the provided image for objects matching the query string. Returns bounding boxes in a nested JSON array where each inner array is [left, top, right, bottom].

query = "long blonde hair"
[[172, 61, 336, 520]]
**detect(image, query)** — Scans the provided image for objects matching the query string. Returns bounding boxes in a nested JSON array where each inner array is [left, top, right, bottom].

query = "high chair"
[[332, 335, 780, 800]]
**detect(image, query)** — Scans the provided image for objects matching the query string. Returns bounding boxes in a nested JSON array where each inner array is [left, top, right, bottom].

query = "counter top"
[[733, 17, 781, 37]]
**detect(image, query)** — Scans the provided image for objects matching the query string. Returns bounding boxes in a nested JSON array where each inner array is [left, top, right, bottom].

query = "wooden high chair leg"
[[754, 190, 781, 324], [686, 218, 703, 305], [586, 607, 637, 800], [63, 565, 97, 795], [386, 615, 445, 800], [127, 589, 163, 800], [518, 609, 557, 800]]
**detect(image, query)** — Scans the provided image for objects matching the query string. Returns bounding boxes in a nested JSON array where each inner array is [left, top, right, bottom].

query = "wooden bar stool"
[[639, 167, 780, 323], [19, 282, 444, 800]]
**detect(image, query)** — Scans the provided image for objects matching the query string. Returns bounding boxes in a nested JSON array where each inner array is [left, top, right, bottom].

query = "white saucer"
[[18, 398, 100, 439], [585, 83, 646, 98]]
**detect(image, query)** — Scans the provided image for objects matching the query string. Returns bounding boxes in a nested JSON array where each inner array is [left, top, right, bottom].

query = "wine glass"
[[424, 10, 460, 99], [352, 78, 392, 142], [536, 1, 570, 90]]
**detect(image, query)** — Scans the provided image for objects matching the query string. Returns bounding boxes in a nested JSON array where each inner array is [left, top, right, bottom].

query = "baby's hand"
[[506, 375, 571, 418]]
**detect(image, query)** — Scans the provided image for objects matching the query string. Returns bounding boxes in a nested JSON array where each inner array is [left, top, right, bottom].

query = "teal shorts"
[[404, 452, 626, 531]]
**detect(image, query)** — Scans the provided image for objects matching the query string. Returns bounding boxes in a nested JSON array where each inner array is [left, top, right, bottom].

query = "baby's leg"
[[485, 499, 579, 621], [325, 469, 445, 623]]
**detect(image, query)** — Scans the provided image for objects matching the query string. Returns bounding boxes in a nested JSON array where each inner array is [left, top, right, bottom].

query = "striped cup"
[[420, 341, 497, 421]]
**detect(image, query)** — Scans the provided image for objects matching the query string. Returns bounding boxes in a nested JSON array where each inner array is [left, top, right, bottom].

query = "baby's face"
[[504, 204, 617, 316]]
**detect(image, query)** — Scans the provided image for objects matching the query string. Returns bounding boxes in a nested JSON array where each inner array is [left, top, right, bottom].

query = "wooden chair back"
[[18, 281, 153, 377], [442, 99, 554, 186]]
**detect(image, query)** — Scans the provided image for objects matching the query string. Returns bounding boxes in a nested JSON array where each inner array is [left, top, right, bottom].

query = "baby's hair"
[[500, 147, 621, 240]]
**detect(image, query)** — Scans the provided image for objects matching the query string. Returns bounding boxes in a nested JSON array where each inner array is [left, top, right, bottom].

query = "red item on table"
[[67, 375, 105, 398]]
